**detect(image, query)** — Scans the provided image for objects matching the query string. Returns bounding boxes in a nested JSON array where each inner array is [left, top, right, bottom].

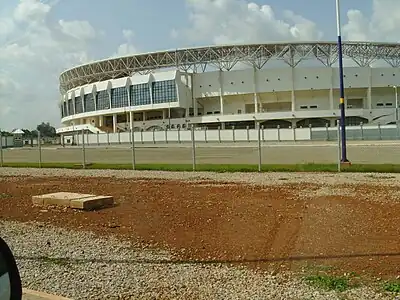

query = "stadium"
[[58, 41, 400, 134]]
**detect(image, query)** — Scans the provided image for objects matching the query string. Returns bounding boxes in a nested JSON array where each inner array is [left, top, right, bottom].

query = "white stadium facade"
[[58, 41, 400, 134]]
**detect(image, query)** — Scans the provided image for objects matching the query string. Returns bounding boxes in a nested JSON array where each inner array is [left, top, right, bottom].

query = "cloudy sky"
[[0, 0, 398, 130]]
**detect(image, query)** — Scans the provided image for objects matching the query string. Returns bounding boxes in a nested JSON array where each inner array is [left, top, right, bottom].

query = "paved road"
[[1, 141, 399, 164]]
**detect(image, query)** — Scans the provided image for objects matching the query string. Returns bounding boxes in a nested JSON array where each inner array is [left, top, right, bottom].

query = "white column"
[[329, 67, 334, 110], [291, 67, 296, 111], [112, 114, 117, 133], [99, 116, 103, 127], [367, 67, 372, 110], [253, 67, 258, 113], [218, 70, 224, 114], [129, 111, 133, 130], [162, 109, 166, 120]]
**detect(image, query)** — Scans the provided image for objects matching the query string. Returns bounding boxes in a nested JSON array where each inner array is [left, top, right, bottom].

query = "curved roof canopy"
[[59, 41, 400, 93]]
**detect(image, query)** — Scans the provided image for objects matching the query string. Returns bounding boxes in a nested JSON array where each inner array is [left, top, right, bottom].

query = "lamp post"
[[336, 0, 349, 163], [393, 86, 398, 123]]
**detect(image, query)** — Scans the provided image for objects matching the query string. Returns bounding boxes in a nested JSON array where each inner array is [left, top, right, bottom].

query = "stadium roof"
[[59, 41, 400, 93]]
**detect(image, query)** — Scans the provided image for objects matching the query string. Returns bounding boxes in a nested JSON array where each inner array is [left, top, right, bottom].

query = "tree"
[[36, 122, 57, 138]]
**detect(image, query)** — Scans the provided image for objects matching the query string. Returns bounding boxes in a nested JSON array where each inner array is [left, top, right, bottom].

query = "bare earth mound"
[[0, 175, 399, 280]]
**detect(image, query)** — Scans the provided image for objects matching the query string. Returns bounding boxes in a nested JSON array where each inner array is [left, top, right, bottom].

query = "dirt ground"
[[0, 176, 399, 280]]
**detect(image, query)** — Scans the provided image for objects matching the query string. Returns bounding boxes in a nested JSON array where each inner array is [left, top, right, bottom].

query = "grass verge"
[[305, 274, 351, 292], [383, 281, 400, 293], [2, 162, 400, 173]]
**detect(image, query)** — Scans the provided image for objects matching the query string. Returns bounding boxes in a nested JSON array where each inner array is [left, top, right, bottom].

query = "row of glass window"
[[61, 81, 177, 117]]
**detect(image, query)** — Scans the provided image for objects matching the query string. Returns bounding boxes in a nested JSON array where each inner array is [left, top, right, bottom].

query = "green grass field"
[[2, 162, 400, 173]]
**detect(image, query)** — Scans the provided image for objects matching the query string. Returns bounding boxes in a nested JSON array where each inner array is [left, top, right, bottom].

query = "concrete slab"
[[70, 195, 114, 210], [23, 288, 72, 299], [32, 192, 113, 210]]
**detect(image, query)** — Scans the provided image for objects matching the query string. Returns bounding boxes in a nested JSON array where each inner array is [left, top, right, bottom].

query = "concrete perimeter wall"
[[64, 124, 400, 146]]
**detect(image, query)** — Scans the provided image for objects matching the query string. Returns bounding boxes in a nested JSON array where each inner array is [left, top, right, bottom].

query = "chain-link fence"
[[2, 123, 400, 171]]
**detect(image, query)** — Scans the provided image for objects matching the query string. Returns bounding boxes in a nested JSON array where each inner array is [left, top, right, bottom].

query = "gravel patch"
[[0, 221, 392, 300], [0, 167, 400, 186]]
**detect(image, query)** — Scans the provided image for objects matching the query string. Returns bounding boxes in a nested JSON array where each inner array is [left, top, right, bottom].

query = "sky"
[[0, 0, 399, 130]]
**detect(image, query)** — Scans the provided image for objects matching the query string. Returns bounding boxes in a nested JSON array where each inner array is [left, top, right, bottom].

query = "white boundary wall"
[[0, 136, 14, 148], [64, 124, 400, 146]]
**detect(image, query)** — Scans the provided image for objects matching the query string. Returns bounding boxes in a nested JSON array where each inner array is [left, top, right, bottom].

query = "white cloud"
[[58, 19, 97, 41], [175, 0, 323, 44], [112, 29, 138, 57], [0, 0, 99, 130], [343, 0, 400, 42]]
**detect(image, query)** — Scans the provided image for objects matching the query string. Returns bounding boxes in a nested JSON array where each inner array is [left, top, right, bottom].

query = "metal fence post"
[[0, 130, 3, 167], [218, 126, 221, 143], [337, 121, 341, 172], [378, 123, 382, 140], [165, 127, 168, 144], [152, 128, 156, 144], [397, 121, 400, 140], [81, 129, 86, 169], [204, 127, 208, 143], [232, 126, 235, 143], [178, 127, 181, 143], [246, 126, 250, 142], [191, 125, 196, 171], [257, 124, 262, 172], [130, 128, 136, 170], [261, 125, 265, 142], [107, 132, 110, 145], [97, 132, 100, 146], [38, 131, 42, 168], [293, 126, 297, 142], [326, 123, 330, 141], [360, 122, 364, 140], [118, 131, 121, 144], [277, 125, 281, 142], [309, 124, 312, 140], [141, 129, 144, 144]]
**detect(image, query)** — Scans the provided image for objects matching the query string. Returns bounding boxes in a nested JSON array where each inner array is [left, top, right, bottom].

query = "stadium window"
[[277, 78, 281, 81], [63, 102, 68, 116], [316, 76, 319, 79], [304, 76, 307, 79], [381, 74, 384, 76], [241, 81, 244, 84], [310, 105, 318, 109], [96, 90, 110, 110], [151, 80, 177, 104], [130, 83, 151, 106], [300, 105, 308, 109], [376, 103, 384, 107], [209, 84, 212, 87], [386, 103, 393, 106], [111, 87, 129, 108], [355, 74, 358, 77], [67, 99, 74, 115], [74, 96, 83, 114], [84, 93, 95, 112]]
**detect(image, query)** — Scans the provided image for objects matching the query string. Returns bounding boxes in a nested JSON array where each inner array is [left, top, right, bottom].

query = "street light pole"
[[336, 0, 349, 162], [393, 86, 398, 123]]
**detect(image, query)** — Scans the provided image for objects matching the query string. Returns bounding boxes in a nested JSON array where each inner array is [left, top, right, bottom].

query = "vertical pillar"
[[367, 67, 372, 110], [129, 111, 133, 130], [253, 67, 258, 113], [291, 67, 296, 111], [112, 114, 117, 133], [218, 70, 224, 115], [99, 116, 103, 127], [329, 67, 334, 110]]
